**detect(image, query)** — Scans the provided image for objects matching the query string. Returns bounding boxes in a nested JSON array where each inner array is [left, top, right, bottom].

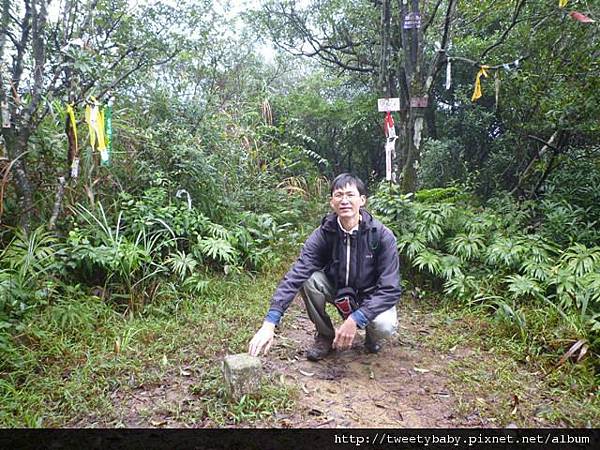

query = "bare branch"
[[0, 0, 10, 63], [422, 0, 444, 33], [12, 0, 33, 92], [481, 0, 527, 60], [449, 54, 529, 69], [425, 0, 457, 92]]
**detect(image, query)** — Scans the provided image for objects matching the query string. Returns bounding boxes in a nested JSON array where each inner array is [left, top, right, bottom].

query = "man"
[[248, 173, 401, 361]]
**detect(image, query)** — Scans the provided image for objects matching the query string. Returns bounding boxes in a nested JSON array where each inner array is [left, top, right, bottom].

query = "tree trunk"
[[393, 0, 456, 193], [4, 129, 34, 230]]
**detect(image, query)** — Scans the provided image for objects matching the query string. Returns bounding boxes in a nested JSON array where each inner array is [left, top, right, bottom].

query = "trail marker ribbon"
[[378, 98, 400, 182], [85, 96, 108, 164], [103, 97, 114, 167], [1, 101, 9, 128], [471, 65, 490, 102], [66, 103, 79, 178], [383, 111, 397, 181]]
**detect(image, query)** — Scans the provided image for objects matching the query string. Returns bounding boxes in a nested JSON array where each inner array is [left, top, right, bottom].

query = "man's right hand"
[[248, 322, 275, 356]]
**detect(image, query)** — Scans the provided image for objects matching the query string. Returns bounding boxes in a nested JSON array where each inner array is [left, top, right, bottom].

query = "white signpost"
[[377, 97, 400, 112], [379, 98, 400, 181]]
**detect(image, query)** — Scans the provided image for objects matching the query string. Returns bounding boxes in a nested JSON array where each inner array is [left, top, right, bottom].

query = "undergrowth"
[[0, 258, 300, 427], [416, 298, 600, 427], [371, 184, 600, 363]]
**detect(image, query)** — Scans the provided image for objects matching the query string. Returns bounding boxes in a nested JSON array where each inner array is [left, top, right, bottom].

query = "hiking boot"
[[306, 335, 333, 361], [364, 332, 382, 354]]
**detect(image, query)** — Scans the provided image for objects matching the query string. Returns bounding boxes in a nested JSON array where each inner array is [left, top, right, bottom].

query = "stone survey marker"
[[222, 353, 262, 401]]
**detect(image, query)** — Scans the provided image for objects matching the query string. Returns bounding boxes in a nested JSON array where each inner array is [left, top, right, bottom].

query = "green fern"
[[448, 233, 485, 261], [505, 274, 543, 300], [196, 237, 237, 264], [166, 251, 198, 281], [206, 223, 230, 240], [518, 235, 557, 263], [520, 259, 552, 282], [416, 222, 444, 243], [559, 243, 600, 277], [443, 273, 478, 301], [548, 266, 579, 309], [462, 213, 495, 235], [397, 232, 426, 259], [1, 227, 58, 279], [182, 274, 209, 295], [439, 254, 464, 280], [485, 236, 525, 268], [413, 249, 442, 275]]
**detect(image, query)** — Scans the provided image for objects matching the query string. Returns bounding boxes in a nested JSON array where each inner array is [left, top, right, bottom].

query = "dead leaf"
[[316, 418, 334, 427], [150, 419, 167, 427], [299, 369, 315, 377], [413, 367, 430, 374], [555, 339, 587, 369], [180, 368, 191, 376], [576, 344, 589, 363], [114, 339, 121, 354], [302, 384, 310, 394], [511, 394, 519, 415]]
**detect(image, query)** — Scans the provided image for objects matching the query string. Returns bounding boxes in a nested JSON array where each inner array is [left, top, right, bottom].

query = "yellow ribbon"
[[471, 65, 490, 102], [559, 0, 568, 8], [66, 103, 78, 154], [85, 96, 107, 152]]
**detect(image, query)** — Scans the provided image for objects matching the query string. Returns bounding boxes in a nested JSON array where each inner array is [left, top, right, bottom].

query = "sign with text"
[[378, 98, 400, 112], [410, 97, 428, 108], [403, 12, 422, 29]]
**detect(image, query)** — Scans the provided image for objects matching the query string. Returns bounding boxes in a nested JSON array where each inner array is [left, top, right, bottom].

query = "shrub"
[[372, 184, 600, 354]]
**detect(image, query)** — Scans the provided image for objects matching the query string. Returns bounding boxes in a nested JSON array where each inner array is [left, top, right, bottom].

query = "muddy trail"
[[103, 297, 558, 428], [264, 298, 488, 428]]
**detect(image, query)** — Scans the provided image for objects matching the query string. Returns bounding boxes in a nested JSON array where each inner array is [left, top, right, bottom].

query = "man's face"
[[330, 183, 366, 220]]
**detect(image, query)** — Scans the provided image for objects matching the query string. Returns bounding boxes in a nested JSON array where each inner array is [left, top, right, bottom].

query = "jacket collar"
[[321, 208, 373, 233]]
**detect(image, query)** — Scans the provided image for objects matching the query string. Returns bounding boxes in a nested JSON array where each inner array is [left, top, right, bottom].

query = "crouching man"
[[248, 173, 402, 361]]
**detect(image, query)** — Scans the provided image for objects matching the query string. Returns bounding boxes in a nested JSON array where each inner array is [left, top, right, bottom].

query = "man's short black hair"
[[330, 173, 367, 196]]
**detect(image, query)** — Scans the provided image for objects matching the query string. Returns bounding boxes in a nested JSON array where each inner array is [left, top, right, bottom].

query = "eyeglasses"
[[332, 191, 359, 202]]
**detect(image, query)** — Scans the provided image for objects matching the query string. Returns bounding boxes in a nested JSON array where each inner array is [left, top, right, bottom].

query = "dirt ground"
[[263, 298, 490, 428], [102, 298, 501, 428]]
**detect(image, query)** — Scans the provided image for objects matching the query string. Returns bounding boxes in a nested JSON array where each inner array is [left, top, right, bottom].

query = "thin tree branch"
[[481, 0, 527, 60], [422, 0, 444, 33], [449, 54, 529, 69]]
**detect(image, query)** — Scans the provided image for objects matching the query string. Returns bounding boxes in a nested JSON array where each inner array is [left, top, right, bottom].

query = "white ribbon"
[[176, 189, 193, 210], [385, 140, 396, 181]]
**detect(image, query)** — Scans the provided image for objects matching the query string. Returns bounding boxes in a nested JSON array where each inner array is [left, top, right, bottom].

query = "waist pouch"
[[333, 287, 359, 319]]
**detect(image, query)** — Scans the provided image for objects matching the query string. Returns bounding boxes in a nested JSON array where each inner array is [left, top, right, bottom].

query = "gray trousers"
[[300, 271, 398, 341]]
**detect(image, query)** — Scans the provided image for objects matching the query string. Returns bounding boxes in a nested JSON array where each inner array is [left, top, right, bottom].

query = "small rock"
[[222, 353, 262, 401]]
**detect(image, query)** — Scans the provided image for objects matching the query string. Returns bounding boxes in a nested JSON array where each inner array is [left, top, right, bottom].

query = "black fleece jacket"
[[267, 209, 402, 323]]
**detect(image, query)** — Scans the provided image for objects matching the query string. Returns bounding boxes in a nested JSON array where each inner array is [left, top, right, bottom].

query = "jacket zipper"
[[345, 233, 350, 286]]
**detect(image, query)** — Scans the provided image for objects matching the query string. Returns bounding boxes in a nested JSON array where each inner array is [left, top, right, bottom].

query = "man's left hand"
[[333, 316, 357, 350]]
